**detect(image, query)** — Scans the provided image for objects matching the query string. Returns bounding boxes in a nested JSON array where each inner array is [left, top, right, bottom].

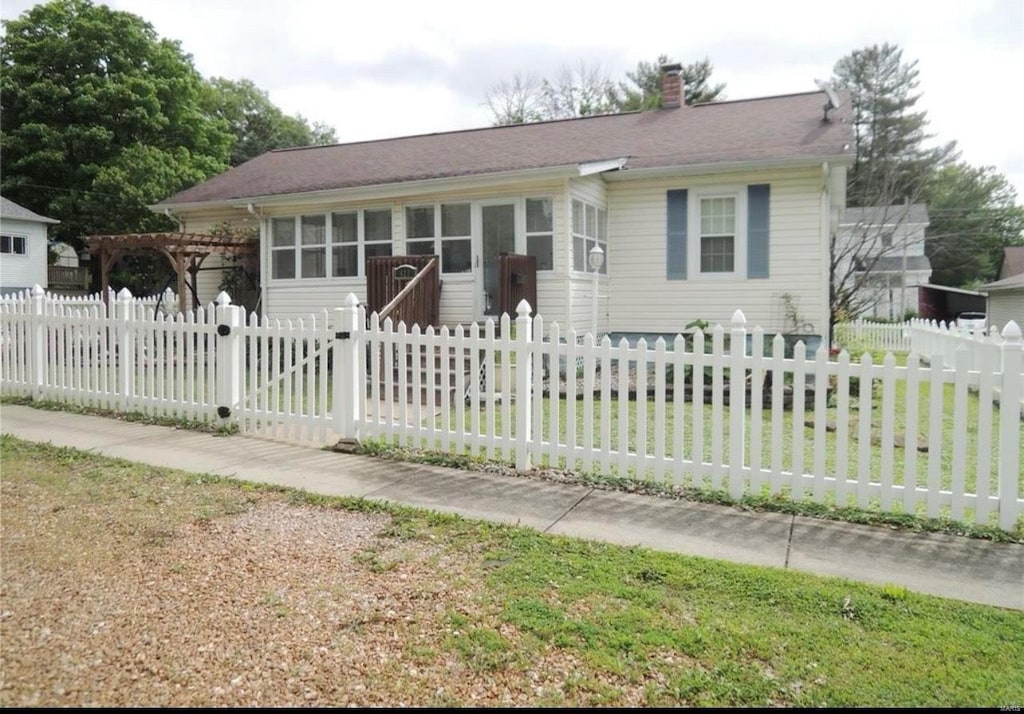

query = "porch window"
[[0, 234, 26, 255], [271, 208, 392, 281], [525, 198, 553, 271], [363, 209, 393, 266], [440, 202, 471, 273], [404, 202, 471, 273], [271, 217, 296, 279], [572, 199, 607, 273], [405, 205, 435, 256], [300, 214, 327, 278], [331, 211, 358, 277]]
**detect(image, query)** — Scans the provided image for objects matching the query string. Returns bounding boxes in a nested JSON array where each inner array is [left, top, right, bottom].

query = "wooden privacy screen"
[[498, 253, 537, 319], [365, 254, 441, 328]]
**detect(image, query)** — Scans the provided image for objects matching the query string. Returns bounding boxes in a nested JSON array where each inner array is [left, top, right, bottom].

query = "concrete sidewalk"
[[2, 403, 1021, 611]]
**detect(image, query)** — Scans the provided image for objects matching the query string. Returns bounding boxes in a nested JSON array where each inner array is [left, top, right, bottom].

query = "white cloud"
[[2, 0, 1022, 200]]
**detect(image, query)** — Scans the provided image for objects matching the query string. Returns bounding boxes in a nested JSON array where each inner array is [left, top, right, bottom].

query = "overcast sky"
[[3, 0, 1023, 203]]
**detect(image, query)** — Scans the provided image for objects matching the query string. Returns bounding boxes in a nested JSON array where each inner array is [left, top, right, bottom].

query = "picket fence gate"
[[2, 286, 1022, 530]]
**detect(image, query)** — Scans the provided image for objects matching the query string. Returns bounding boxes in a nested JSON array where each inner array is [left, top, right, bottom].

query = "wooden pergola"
[[87, 232, 258, 313]]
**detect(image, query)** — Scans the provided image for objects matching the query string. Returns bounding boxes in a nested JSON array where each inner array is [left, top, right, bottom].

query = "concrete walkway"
[[2, 403, 1021, 611]]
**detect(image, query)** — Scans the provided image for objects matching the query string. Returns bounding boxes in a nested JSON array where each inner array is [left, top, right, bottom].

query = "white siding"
[[265, 280, 364, 320], [987, 289, 1024, 333], [605, 167, 830, 338], [0, 218, 50, 293], [567, 274, 608, 337]]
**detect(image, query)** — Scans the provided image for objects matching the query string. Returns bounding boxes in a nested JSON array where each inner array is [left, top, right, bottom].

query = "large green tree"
[[209, 77, 337, 167], [831, 43, 957, 208], [611, 55, 726, 110], [0, 0, 233, 248], [923, 163, 1024, 288]]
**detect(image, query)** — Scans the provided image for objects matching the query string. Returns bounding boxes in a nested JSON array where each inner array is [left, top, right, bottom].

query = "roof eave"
[[152, 164, 583, 214], [602, 153, 855, 181]]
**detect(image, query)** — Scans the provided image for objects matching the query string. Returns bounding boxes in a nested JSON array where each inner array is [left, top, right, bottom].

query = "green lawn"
[[2, 436, 1020, 708], [393, 353, 1023, 529]]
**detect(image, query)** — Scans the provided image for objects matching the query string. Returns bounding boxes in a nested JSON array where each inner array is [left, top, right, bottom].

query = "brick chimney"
[[661, 62, 684, 108]]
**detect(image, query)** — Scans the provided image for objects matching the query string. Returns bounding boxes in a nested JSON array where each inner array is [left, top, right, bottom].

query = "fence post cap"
[[215, 291, 232, 306], [116, 287, 133, 301], [1000, 320, 1022, 342], [731, 309, 746, 326], [344, 292, 359, 307], [516, 299, 532, 318], [30, 284, 44, 297]]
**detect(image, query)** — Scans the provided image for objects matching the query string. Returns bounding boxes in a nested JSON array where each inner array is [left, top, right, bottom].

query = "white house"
[[0, 196, 59, 296], [980, 246, 1024, 332], [153, 67, 854, 343], [836, 203, 931, 321]]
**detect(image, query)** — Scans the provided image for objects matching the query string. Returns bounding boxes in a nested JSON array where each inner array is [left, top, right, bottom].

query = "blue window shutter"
[[667, 189, 688, 279], [747, 184, 770, 278]]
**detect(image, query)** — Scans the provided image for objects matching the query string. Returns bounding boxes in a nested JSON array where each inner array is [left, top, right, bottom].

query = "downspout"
[[820, 162, 832, 344], [248, 203, 266, 315], [563, 179, 573, 337], [164, 208, 183, 232]]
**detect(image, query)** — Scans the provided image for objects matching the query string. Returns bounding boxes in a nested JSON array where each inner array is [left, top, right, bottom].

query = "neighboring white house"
[[980, 246, 1024, 332], [0, 195, 60, 296], [836, 203, 931, 321], [153, 67, 854, 343]]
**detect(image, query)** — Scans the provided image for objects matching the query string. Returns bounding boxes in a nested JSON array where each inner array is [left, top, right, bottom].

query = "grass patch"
[[1, 395, 237, 435], [2, 434, 1021, 707]]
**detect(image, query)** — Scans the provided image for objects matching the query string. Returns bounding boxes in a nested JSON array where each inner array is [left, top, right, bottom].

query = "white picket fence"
[[838, 317, 1024, 408], [834, 319, 912, 353], [3, 286, 1022, 530]]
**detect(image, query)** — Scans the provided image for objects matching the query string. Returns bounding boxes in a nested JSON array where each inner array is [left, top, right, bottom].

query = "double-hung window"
[[698, 196, 736, 273], [572, 199, 607, 273]]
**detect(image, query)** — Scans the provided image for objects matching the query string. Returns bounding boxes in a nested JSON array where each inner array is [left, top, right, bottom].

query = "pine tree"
[[832, 43, 957, 207]]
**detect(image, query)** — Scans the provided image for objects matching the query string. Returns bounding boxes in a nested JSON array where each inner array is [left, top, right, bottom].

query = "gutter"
[[149, 164, 584, 214], [601, 153, 855, 181]]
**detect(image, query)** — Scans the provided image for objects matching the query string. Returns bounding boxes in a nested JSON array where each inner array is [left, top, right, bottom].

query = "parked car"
[[955, 312, 987, 332]]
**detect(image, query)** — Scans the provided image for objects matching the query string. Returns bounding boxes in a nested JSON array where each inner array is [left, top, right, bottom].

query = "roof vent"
[[814, 79, 841, 122]]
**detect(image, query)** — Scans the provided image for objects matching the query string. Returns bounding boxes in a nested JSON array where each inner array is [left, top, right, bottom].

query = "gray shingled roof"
[[980, 273, 1024, 291], [841, 203, 930, 227], [156, 91, 854, 208], [0, 196, 59, 224], [998, 246, 1024, 279]]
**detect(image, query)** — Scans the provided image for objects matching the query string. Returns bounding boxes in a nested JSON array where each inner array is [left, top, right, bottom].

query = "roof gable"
[[157, 90, 854, 208], [0, 196, 59, 224]]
